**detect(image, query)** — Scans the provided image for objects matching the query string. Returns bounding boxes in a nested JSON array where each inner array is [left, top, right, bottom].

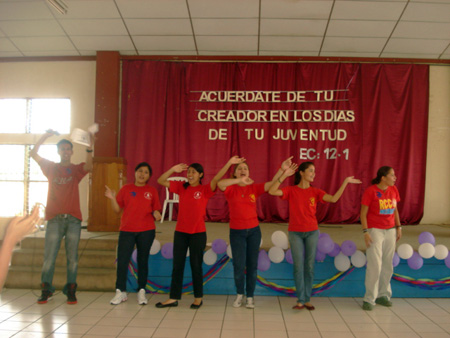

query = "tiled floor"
[[0, 289, 449, 338]]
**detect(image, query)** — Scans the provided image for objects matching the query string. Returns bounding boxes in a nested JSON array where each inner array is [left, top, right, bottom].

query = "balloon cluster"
[[397, 232, 449, 270]]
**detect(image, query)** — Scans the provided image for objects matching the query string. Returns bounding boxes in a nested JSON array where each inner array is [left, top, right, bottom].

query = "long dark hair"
[[371, 166, 392, 185], [134, 162, 152, 183], [183, 163, 204, 189], [294, 161, 314, 185]]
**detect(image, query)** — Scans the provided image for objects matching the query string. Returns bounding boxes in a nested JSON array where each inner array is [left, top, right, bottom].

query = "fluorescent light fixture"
[[46, 0, 68, 15]]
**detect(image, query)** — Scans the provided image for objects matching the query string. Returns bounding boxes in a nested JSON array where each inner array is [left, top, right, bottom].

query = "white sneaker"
[[233, 294, 243, 308], [246, 297, 255, 309], [110, 289, 127, 305], [137, 289, 147, 305]]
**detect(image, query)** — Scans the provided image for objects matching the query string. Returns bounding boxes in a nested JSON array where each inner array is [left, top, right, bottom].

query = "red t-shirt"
[[116, 183, 161, 232], [39, 159, 88, 221], [280, 186, 327, 232], [362, 184, 400, 229], [170, 181, 215, 234], [224, 183, 266, 229]]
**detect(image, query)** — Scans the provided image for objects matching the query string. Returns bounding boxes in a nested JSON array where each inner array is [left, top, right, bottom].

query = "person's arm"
[[83, 133, 94, 173], [322, 176, 362, 203], [217, 176, 254, 191], [0, 207, 40, 292], [30, 130, 55, 164], [105, 185, 122, 213], [394, 209, 402, 241], [360, 204, 372, 248], [264, 156, 293, 191], [210, 156, 245, 191], [268, 163, 298, 197], [157, 164, 189, 188]]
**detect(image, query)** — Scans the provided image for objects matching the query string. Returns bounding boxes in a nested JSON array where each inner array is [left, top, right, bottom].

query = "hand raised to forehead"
[[172, 164, 188, 173], [229, 156, 246, 165]]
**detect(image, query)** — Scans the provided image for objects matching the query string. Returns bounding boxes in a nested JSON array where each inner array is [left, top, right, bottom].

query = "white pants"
[[363, 227, 396, 305]]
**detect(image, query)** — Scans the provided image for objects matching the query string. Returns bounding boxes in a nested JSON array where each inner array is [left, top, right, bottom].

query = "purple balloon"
[[161, 242, 174, 259], [131, 249, 137, 263], [318, 236, 334, 254], [212, 239, 227, 254], [315, 250, 326, 262], [445, 254, 450, 269], [407, 252, 423, 270], [341, 240, 357, 256], [418, 232, 435, 246], [328, 243, 341, 257], [393, 252, 400, 267], [258, 250, 271, 271], [319, 232, 331, 240], [285, 249, 293, 264]]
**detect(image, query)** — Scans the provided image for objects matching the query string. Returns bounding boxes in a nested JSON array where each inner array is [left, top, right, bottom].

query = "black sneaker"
[[37, 283, 53, 304], [65, 283, 77, 305]]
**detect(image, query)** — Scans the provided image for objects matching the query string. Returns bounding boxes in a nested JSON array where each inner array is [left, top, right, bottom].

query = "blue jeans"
[[289, 230, 319, 304], [230, 226, 261, 297], [41, 215, 81, 291], [116, 230, 155, 291]]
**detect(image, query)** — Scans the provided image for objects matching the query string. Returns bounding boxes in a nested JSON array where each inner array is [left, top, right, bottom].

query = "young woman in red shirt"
[[105, 162, 162, 306], [155, 156, 244, 309], [269, 161, 360, 310], [217, 157, 293, 309], [361, 166, 402, 311]]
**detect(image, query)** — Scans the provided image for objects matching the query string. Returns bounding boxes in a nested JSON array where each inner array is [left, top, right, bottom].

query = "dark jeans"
[[170, 231, 207, 299], [116, 230, 155, 291], [230, 226, 261, 297]]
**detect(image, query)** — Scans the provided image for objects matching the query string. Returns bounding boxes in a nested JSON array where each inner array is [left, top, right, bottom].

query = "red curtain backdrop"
[[120, 62, 428, 225]]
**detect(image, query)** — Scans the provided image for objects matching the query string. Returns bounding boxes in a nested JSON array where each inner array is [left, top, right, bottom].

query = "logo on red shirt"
[[144, 192, 152, 200], [194, 191, 202, 199], [249, 194, 256, 203], [309, 197, 315, 206]]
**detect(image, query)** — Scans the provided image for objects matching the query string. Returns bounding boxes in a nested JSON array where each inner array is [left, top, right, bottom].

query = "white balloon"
[[268, 246, 285, 263], [334, 252, 351, 272], [397, 243, 414, 260], [226, 244, 233, 259], [350, 250, 366, 268], [149, 240, 161, 255], [203, 248, 217, 265], [434, 244, 449, 260], [271, 231, 289, 250], [418, 243, 435, 259]]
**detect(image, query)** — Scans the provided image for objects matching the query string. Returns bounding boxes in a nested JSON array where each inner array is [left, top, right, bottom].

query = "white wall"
[[0, 61, 96, 235]]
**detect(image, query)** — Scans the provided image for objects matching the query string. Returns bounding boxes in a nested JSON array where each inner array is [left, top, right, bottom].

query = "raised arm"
[[104, 185, 121, 213], [30, 130, 55, 164], [210, 156, 245, 191], [268, 163, 298, 196], [157, 164, 188, 188], [264, 156, 293, 191], [83, 133, 94, 173], [218, 176, 254, 191], [323, 176, 362, 203]]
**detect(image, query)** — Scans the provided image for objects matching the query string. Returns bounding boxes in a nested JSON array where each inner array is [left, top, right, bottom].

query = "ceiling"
[[0, 0, 449, 60]]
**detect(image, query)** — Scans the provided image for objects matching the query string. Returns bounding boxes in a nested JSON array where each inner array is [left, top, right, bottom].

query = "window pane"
[[29, 145, 60, 181], [29, 99, 71, 134], [29, 182, 48, 212], [0, 145, 25, 180], [0, 99, 27, 133], [0, 182, 24, 216]]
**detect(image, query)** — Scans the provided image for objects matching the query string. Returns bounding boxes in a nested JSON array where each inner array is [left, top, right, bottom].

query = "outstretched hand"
[[172, 163, 189, 173], [228, 156, 246, 165], [4, 206, 41, 245], [345, 176, 362, 184], [284, 163, 298, 177], [239, 176, 254, 186], [281, 156, 293, 171], [104, 185, 116, 200]]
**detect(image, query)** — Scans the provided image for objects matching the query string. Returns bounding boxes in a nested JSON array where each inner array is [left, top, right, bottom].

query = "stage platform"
[[10, 222, 450, 298]]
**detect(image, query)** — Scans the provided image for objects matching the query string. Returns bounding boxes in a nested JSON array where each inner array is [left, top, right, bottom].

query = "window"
[[0, 98, 70, 216]]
